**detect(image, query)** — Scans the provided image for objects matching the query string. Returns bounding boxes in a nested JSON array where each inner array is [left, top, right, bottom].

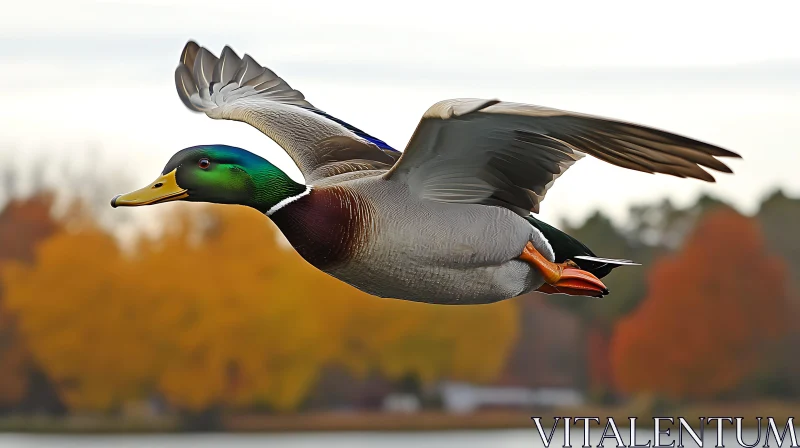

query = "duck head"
[[111, 145, 306, 213]]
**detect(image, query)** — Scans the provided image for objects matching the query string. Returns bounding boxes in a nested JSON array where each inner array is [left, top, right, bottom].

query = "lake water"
[[0, 428, 769, 448]]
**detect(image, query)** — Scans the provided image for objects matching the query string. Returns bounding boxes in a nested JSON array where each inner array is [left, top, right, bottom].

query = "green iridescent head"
[[111, 145, 305, 213]]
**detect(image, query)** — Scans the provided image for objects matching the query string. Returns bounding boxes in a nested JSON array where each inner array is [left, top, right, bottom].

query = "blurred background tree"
[[0, 193, 62, 413], [610, 209, 791, 400], [754, 189, 800, 397]]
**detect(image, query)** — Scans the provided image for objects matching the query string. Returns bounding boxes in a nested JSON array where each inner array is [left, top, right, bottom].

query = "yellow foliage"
[[0, 193, 61, 407], [2, 228, 147, 410], [1, 203, 519, 412]]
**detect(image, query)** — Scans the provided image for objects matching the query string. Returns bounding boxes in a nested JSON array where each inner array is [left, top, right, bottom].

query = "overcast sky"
[[2, 0, 799, 230]]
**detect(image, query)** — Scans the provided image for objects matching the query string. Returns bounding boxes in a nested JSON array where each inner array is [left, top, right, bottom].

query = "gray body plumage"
[[173, 41, 740, 304], [315, 174, 554, 304]]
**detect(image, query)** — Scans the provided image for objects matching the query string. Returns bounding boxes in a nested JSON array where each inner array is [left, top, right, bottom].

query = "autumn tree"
[[758, 189, 800, 291], [543, 196, 736, 400], [3, 202, 519, 413], [0, 193, 60, 409], [755, 189, 800, 396], [0, 194, 59, 264], [330, 292, 518, 387], [610, 209, 790, 400]]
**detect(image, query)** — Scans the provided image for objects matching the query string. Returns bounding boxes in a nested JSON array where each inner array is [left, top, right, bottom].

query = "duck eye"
[[198, 158, 210, 169]]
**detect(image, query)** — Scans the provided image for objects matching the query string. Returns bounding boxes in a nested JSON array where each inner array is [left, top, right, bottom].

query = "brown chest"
[[269, 187, 374, 270]]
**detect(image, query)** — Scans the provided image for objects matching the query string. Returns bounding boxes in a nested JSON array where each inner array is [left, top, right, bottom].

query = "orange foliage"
[[0, 194, 60, 407], [1, 203, 518, 412], [0, 194, 59, 264], [610, 209, 790, 399]]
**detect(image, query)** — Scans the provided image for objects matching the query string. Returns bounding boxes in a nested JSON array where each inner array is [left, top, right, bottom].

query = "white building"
[[439, 381, 583, 414]]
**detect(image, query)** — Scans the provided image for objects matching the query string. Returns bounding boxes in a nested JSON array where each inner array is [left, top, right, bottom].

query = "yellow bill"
[[111, 169, 188, 208]]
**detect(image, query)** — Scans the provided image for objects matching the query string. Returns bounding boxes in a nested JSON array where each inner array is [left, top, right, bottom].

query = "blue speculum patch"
[[306, 108, 397, 152]]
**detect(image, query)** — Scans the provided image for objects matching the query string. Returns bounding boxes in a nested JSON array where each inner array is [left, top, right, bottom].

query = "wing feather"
[[174, 41, 396, 182], [385, 98, 739, 215]]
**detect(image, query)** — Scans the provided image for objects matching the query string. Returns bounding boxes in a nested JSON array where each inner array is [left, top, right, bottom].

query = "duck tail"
[[524, 215, 639, 279]]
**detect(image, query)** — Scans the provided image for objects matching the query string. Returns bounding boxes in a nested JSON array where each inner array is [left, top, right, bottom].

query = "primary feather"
[[385, 99, 740, 215], [174, 41, 398, 183]]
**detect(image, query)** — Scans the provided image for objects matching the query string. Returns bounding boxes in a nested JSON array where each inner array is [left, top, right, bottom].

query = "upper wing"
[[175, 41, 400, 182], [384, 98, 740, 215]]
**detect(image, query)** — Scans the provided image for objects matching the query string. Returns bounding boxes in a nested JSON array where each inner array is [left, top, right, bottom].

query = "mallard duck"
[[111, 41, 740, 304]]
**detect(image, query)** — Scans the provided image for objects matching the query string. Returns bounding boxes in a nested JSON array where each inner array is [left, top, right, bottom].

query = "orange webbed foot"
[[519, 242, 608, 298]]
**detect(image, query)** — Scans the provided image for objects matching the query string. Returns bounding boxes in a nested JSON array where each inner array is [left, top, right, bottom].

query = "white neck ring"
[[265, 185, 312, 216]]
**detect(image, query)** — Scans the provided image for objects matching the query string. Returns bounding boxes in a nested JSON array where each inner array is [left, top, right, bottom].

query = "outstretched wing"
[[175, 41, 400, 182], [385, 98, 740, 215]]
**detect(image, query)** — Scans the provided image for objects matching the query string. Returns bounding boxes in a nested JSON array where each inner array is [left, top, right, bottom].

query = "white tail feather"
[[574, 255, 640, 266]]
